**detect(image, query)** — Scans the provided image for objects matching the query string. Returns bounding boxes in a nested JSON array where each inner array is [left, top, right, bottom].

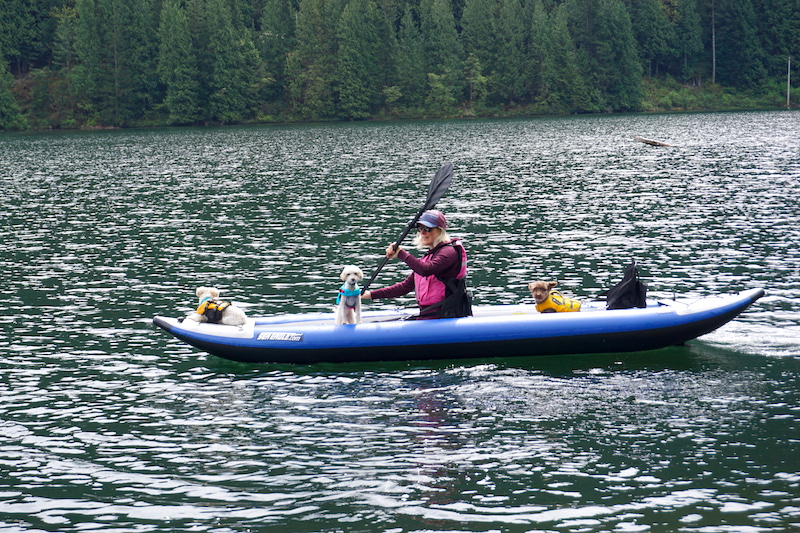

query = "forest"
[[0, 0, 798, 131]]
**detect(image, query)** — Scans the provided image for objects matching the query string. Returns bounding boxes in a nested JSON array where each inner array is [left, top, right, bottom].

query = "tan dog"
[[527, 281, 581, 313], [185, 287, 248, 325]]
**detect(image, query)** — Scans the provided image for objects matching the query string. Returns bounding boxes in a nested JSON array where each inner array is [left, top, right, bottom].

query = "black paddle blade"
[[424, 162, 453, 210]]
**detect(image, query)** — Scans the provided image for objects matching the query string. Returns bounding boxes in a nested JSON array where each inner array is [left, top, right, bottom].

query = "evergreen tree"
[[568, 0, 643, 111], [0, 0, 63, 74], [53, 6, 78, 73], [464, 53, 489, 109], [715, 0, 766, 88], [546, 3, 593, 111], [527, 0, 549, 103], [206, 0, 250, 123], [494, 0, 527, 105], [461, 0, 497, 82], [158, 0, 202, 125], [391, 6, 428, 109], [72, 0, 158, 126], [626, 0, 676, 77], [595, 0, 643, 110], [0, 52, 25, 130], [259, 0, 296, 101], [51, 5, 81, 126], [419, 0, 464, 111], [73, 0, 105, 122], [286, 0, 340, 118], [124, 0, 160, 119], [755, 0, 800, 77], [669, 0, 704, 82], [335, 0, 384, 118]]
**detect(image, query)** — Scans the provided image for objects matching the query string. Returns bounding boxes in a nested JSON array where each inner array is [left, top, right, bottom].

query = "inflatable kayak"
[[152, 288, 764, 364]]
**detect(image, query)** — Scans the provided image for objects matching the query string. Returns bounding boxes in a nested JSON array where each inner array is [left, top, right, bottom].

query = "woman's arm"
[[367, 274, 415, 300]]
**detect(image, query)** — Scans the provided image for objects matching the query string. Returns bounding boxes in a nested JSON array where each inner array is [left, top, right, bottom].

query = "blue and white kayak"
[[153, 288, 764, 364]]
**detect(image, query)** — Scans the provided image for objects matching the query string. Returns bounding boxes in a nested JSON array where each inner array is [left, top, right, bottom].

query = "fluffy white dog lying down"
[[335, 265, 363, 325], [185, 286, 248, 326]]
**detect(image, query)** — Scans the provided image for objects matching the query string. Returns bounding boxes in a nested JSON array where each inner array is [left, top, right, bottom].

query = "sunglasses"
[[416, 225, 436, 233]]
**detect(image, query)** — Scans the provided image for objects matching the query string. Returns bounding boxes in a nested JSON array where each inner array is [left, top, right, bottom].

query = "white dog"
[[185, 287, 248, 326], [335, 266, 363, 325]]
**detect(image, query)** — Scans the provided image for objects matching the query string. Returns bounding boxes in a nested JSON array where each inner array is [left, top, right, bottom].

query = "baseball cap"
[[418, 209, 447, 229]]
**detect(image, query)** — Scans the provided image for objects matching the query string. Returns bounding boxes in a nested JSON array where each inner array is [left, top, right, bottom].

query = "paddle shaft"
[[361, 163, 453, 294]]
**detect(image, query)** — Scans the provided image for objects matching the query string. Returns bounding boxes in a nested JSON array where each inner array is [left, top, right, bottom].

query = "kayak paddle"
[[361, 162, 454, 293]]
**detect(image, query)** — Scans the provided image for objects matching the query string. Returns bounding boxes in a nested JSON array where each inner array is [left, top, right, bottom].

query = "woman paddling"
[[362, 210, 471, 319]]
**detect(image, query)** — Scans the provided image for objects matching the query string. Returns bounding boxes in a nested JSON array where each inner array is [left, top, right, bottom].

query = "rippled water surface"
[[2, 111, 800, 532]]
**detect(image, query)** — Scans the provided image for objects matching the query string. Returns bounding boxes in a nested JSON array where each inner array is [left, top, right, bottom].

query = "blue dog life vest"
[[336, 284, 361, 309]]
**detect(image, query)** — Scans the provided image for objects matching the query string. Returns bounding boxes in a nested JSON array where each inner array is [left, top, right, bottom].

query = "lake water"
[[2, 111, 799, 532]]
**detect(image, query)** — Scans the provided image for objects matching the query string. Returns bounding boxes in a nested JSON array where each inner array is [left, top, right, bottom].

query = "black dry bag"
[[605, 261, 647, 310]]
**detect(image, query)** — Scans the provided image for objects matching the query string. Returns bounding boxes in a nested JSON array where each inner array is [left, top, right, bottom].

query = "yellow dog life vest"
[[196, 298, 231, 323], [536, 291, 581, 313]]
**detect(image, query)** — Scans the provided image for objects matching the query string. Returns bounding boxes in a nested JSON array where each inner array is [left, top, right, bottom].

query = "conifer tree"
[[568, 0, 642, 111], [546, 3, 593, 112], [419, 0, 464, 111], [461, 0, 497, 84], [715, 0, 766, 88], [594, 0, 643, 110], [527, 0, 549, 104], [392, 6, 428, 109], [335, 0, 384, 118], [124, 0, 160, 119], [286, 0, 339, 118], [158, 0, 202, 125], [756, 0, 800, 76], [205, 0, 251, 123], [627, 0, 675, 77], [0, 55, 25, 130], [670, 0, 703, 82], [73, 0, 106, 123], [259, 0, 296, 101], [72, 0, 159, 126], [494, 0, 527, 105]]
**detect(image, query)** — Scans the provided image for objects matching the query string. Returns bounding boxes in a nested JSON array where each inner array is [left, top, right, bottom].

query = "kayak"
[[152, 288, 764, 364]]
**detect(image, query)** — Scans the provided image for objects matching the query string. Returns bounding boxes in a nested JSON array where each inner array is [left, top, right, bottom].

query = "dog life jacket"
[[196, 298, 231, 323], [536, 291, 581, 313], [336, 284, 361, 309]]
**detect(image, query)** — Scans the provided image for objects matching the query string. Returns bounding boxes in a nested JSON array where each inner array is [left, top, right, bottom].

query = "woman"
[[362, 210, 471, 319]]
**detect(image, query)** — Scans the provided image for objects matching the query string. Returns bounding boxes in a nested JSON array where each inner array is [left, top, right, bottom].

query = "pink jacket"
[[371, 239, 467, 308]]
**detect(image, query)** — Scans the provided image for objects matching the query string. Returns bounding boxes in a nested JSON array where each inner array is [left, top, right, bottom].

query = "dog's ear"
[[355, 268, 363, 280], [340, 269, 347, 281], [548, 281, 558, 289], [527, 282, 535, 291], [196, 287, 207, 297], [209, 287, 220, 298]]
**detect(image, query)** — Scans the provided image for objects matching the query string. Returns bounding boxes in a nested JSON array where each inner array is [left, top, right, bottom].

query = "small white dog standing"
[[335, 266, 363, 325], [185, 287, 248, 326]]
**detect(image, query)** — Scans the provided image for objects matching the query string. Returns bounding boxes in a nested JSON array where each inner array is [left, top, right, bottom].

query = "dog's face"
[[528, 281, 557, 304], [340, 266, 364, 288], [196, 286, 220, 302]]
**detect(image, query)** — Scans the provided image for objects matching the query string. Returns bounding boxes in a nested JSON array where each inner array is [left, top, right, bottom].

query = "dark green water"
[[2, 111, 799, 532]]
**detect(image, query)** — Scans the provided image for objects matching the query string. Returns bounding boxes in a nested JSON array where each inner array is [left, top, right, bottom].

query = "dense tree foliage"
[[1, 0, 798, 130]]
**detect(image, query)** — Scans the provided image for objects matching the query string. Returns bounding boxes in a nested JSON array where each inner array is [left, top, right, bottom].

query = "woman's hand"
[[362, 290, 372, 299], [385, 243, 401, 259]]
